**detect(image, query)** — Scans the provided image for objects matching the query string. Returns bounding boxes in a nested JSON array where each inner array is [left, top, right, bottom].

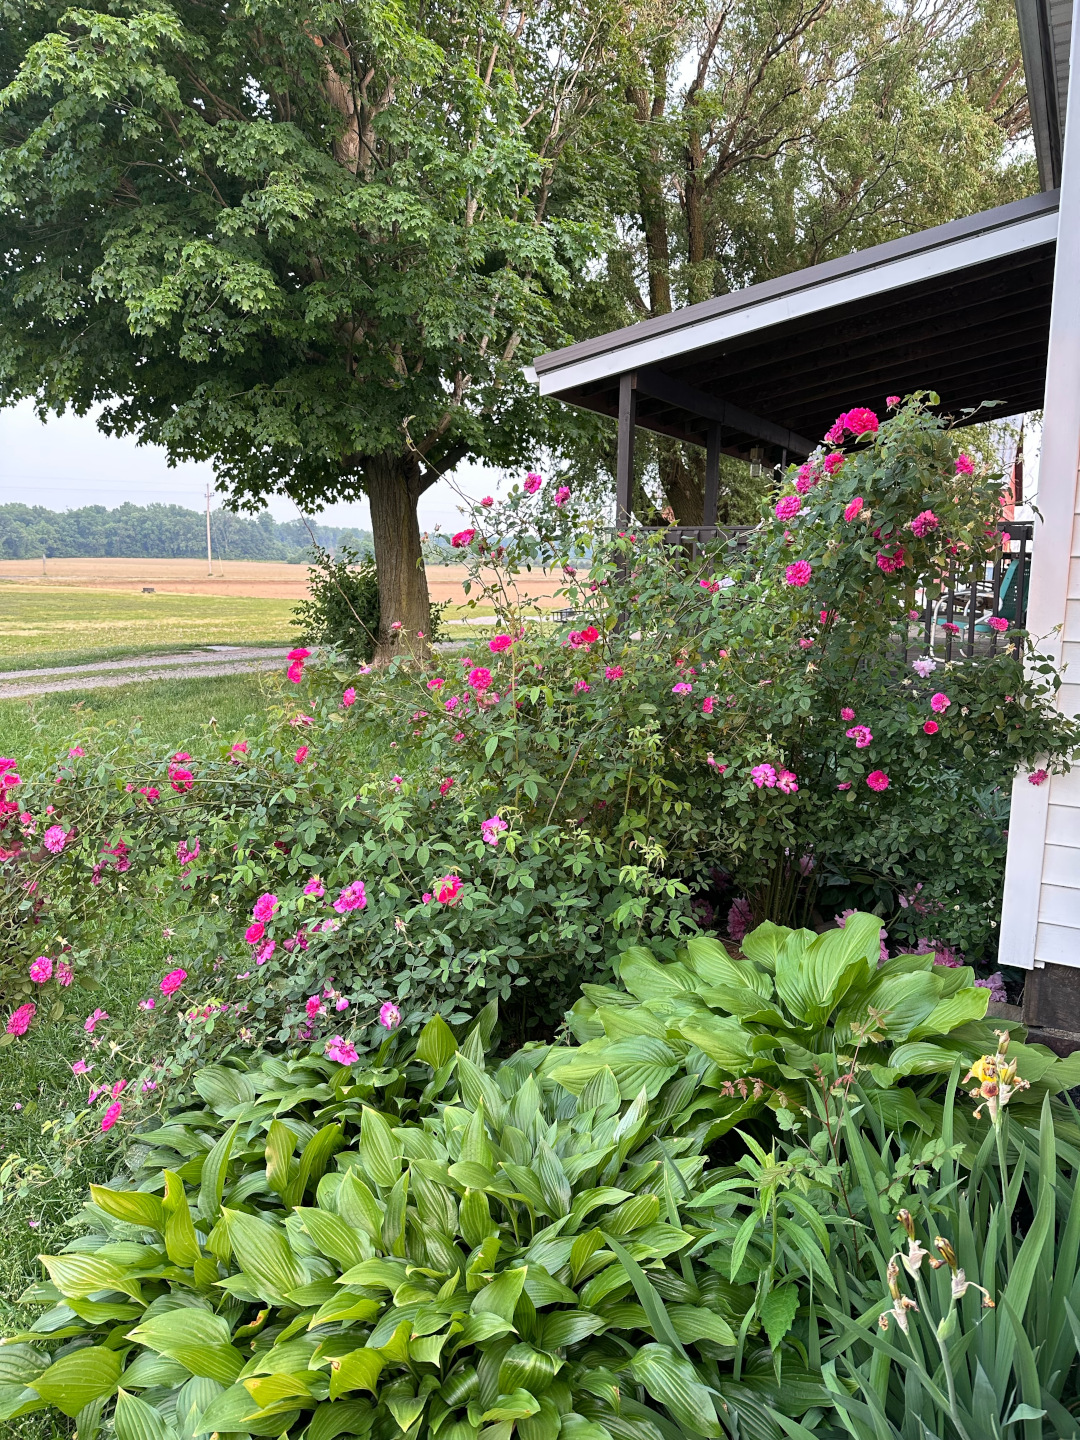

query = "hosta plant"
[[1, 1012, 827, 1440], [545, 915, 1080, 1138]]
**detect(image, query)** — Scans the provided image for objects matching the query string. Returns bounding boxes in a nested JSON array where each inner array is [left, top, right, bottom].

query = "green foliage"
[[294, 546, 382, 667], [544, 919, 1080, 1135], [2, 1014, 826, 1440]]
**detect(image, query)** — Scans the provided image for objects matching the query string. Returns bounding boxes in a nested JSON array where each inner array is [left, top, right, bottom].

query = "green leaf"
[[29, 1346, 122, 1419], [197, 1121, 239, 1222], [628, 1344, 721, 1438], [483, 1390, 542, 1422], [739, 921, 789, 972], [775, 922, 871, 1027], [295, 1207, 366, 1269], [758, 1286, 799, 1352], [472, 1267, 528, 1322], [39, 1253, 142, 1302], [89, 1187, 164, 1233], [162, 1170, 202, 1267], [222, 1208, 306, 1303], [416, 1015, 458, 1069], [126, 1308, 243, 1386], [359, 1108, 403, 1188], [328, 1348, 385, 1401], [264, 1119, 297, 1197], [908, 987, 989, 1039], [113, 1388, 179, 1440]]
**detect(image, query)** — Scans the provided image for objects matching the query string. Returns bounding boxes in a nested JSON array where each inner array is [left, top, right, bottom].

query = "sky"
[[0, 399, 518, 533]]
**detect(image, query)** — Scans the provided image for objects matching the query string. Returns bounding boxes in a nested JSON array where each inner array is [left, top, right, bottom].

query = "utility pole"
[[205, 484, 213, 577]]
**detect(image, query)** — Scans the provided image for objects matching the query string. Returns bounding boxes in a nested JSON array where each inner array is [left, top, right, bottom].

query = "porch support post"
[[616, 372, 637, 525], [704, 424, 721, 526]]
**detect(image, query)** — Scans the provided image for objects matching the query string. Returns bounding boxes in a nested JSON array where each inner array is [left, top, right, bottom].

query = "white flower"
[[912, 657, 937, 678]]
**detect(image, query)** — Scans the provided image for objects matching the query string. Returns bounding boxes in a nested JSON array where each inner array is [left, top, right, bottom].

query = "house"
[[530, 0, 1080, 1043]]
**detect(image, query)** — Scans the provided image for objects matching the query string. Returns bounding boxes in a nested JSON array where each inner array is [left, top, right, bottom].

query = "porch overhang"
[[532, 190, 1058, 468]]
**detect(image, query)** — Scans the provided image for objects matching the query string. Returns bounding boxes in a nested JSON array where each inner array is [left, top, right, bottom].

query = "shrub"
[[293, 543, 381, 666], [2, 1013, 830, 1439]]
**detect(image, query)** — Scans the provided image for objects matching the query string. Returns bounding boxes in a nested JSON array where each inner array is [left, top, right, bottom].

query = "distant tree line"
[[0, 503, 373, 562]]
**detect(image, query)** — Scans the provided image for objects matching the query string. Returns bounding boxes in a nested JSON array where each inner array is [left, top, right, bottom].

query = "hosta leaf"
[[535, 1142, 571, 1218], [221, 1208, 306, 1302], [617, 950, 696, 1002], [907, 987, 990, 1040], [329, 1349, 385, 1401], [628, 1345, 721, 1438], [416, 1015, 458, 1069], [561, 1415, 615, 1440], [305, 1399, 374, 1440], [739, 922, 788, 973], [162, 1171, 202, 1268], [89, 1187, 164, 1234], [295, 1206, 367, 1269], [360, 1108, 403, 1189], [29, 1346, 122, 1419], [675, 1016, 755, 1072], [537, 1309, 606, 1348], [337, 1169, 383, 1238], [669, 1306, 737, 1346], [113, 1388, 179, 1440], [482, 1389, 542, 1422], [684, 937, 771, 996], [775, 922, 873, 1027], [517, 1393, 563, 1440], [193, 1064, 257, 1112], [497, 1344, 557, 1396], [39, 1253, 143, 1302], [886, 1042, 958, 1077], [472, 1267, 528, 1322], [197, 1121, 239, 1223], [126, 1308, 243, 1386]]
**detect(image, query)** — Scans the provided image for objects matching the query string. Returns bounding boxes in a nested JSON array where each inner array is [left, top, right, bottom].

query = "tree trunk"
[[657, 438, 705, 524], [365, 449, 431, 663]]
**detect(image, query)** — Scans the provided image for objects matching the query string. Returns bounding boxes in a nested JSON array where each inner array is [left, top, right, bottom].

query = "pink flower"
[[379, 1002, 401, 1029], [439, 776, 455, 795], [706, 754, 726, 772], [846, 725, 873, 749], [775, 495, 802, 521], [427, 677, 446, 691], [334, 880, 367, 914], [84, 1008, 108, 1034], [326, 1036, 359, 1064], [68, 747, 84, 758], [776, 769, 799, 794], [435, 874, 462, 905], [342, 687, 357, 707], [255, 940, 275, 964], [555, 485, 571, 507], [1029, 769, 1049, 786], [955, 453, 974, 475], [702, 696, 715, 714], [930, 692, 950, 713], [56, 961, 72, 987], [287, 661, 304, 684], [288, 649, 311, 663], [467, 666, 493, 692], [71, 1059, 91, 1075], [422, 892, 432, 904], [672, 682, 693, 695], [101, 1102, 122, 1133], [524, 472, 543, 495], [604, 666, 624, 680], [177, 838, 200, 868], [574, 680, 591, 693], [823, 452, 845, 475], [141, 1078, 158, 1093], [29, 956, 52, 984], [306, 994, 324, 1020], [840, 495, 869, 524], [253, 892, 278, 923], [886, 395, 900, 407], [111, 1079, 127, 1099], [304, 877, 325, 897], [824, 419, 845, 444], [139, 786, 160, 802], [798, 638, 814, 649], [912, 656, 936, 678], [785, 561, 812, 587], [168, 766, 194, 792], [480, 496, 494, 507], [923, 720, 939, 735], [942, 621, 960, 635], [295, 745, 309, 764], [845, 407, 879, 435], [451, 529, 476, 549], [245, 921, 265, 944], [837, 782, 852, 790], [876, 547, 906, 574], [42, 825, 68, 854], [481, 815, 508, 846], [160, 968, 187, 996], [391, 775, 402, 788], [230, 741, 248, 755], [290, 713, 314, 727], [866, 770, 890, 792], [489, 635, 513, 653], [988, 617, 1009, 633], [6, 1002, 35, 1036], [751, 764, 777, 789], [840, 707, 856, 721], [138, 998, 155, 1011], [453, 731, 465, 742], [910, 510, 939, 538]]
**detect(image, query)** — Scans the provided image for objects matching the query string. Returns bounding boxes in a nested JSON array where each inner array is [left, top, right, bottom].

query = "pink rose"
[[923, 720, 939, 735], [480, 496, 494, 507], [101, 1101, 123, 1133], [245, 922, 265, 944], [775, 495, 801, 521], [326, 1036, 359, 1064], [866, 770, 890, 792], [844, 497, 864, 522], [29, 956, 52, 984], [83, 1008, 109, 1034], [295, 745, 309, 764], [379, 1002, 401, 1029], [434, 874, 462, 905], [42, 824, 68, 854], [524, 472, 542, 495], [955, 453, 974, 475], [342, 688, 357, 707], [785, 561, 812, 587], [554, 485, 571, 507], [988, 617, 1008, 633], [604, 666, 624, 680], [160, 968, 187, 996], [451, 529, 476, 548], [253, 892, 278, 923], [886, 395, 900, 407], [930, 692, 950, 713], [333, 880, 367, 914], [489, 635, 513, 653], [6, 1002, 35, 1036]]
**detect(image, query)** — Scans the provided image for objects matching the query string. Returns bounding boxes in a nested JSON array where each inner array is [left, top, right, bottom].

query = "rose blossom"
[[866, 770, 890, 792], [480, 496, 494, 507], [342, 687, 357, 707], [481, 815, 508, 846], [930, 692, 951, 713], [84, 1008, 109, 1033], [489, 634, 513, 653], [604, 666, 624, 680], [923, 720, 939, 735], [955, 453, 974, 475], [42, 825, 68, 854], [1028, 769, 1049, 786], [910, 510, 939, 538], [379, 1002, 401, 1029], [253, 892, 278, 923], [751, 764, 777, 788], [702, 696, 715, 714], [785, 561, 812, 587], [245, 921, 265, 944], [6, 1002, 35, 1036], [887, 395, 900, 407], [823, 452, 845, 475], [671, 682, 693, 695], [775, 495, 801, 521], [988, 617, 1008, 633], [435, 874, 463, 905], [555, 485, 571, 507], [846, 725, 873, 749], [101, 1102, 122, 1133], [912, 656, 936, 678], [840, 707, 855, 721], [467, 666, 493, 692], [843, 497, 864, 522], [160, 968, 187, 996], [304, 877, 325, 897], [524, 472, 543, 494], [29, 956, 52, 984], [56, 961, 72, 986], [574, 680, 591, 693], [776, 769, 799, 794], [451, 529, 476, 548], [334, 880, 367, 914], [326, 1036, 359, 1064], [294, 745, 308, 764]]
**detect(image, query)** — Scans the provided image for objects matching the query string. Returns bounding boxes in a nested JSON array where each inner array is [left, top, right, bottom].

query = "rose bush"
[[2, 396, 1076, 1066]]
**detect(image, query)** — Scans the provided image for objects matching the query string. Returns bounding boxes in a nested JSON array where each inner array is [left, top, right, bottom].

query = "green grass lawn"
[[0, 586, 296, 670], [0, 670, 279, 757]]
